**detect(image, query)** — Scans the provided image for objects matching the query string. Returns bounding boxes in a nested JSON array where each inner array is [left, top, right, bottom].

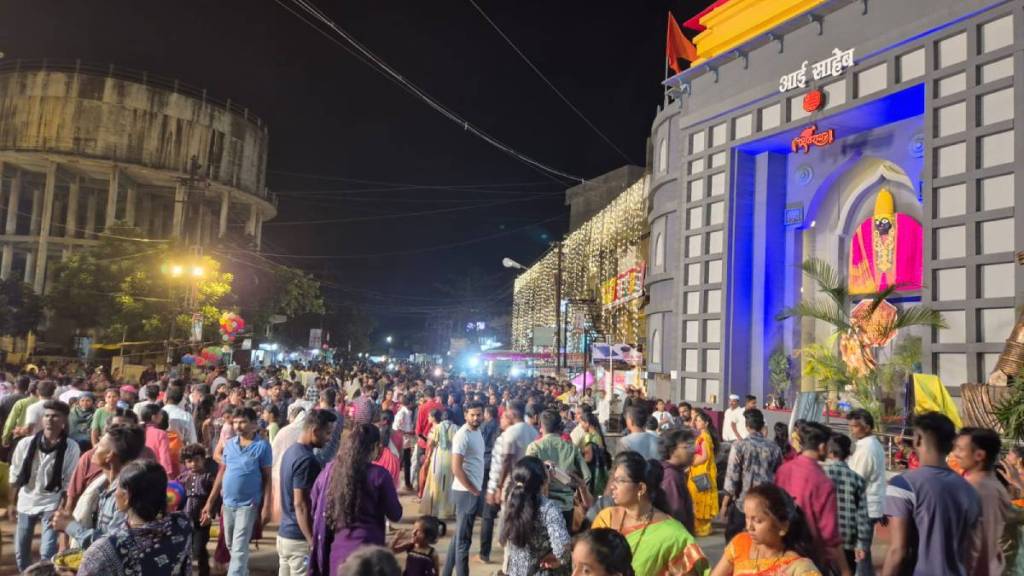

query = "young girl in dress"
[[392, 515, 445, 576]]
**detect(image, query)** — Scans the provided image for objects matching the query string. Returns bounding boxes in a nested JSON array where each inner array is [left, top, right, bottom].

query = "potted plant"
[[777, 258, 945, 427]]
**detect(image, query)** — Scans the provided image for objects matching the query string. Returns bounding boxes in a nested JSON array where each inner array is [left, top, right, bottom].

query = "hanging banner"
[[601, 263, 646, 308], [309, 328, 323, 349]]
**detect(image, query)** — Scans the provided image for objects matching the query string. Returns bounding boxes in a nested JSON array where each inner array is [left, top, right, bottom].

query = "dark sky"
[[7, 0, 704, 340]]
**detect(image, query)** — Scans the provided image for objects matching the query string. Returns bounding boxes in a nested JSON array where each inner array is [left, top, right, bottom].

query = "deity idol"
[[848, 188, 923, 295]]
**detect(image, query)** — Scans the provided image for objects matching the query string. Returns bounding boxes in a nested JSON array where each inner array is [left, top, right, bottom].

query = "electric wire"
[[274, 0, 584, 184], [263, 193, 559, 226], [231, 212, 563, 260], [465, 0, 634, 164]]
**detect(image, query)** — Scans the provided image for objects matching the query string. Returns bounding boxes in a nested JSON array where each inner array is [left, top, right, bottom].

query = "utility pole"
[[554, 241, 563, 373]]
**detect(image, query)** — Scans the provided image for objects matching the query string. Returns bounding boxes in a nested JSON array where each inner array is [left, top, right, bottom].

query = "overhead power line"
[[230, 213, 564, 260], [465, 0, 635, 165], [274, 0, 584, 184], [263, 194, 557, 226]]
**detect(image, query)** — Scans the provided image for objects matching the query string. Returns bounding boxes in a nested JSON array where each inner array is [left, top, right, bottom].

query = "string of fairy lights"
[[512, 176, 649, 357]]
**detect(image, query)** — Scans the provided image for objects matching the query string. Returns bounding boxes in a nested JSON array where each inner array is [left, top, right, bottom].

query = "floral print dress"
[[78, 512, 193, 576]]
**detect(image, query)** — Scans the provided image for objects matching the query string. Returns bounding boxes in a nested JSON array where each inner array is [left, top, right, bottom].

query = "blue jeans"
[[223, 503, 258, 576], [442, 490, 480, 576], [15, 510, 58, 572]]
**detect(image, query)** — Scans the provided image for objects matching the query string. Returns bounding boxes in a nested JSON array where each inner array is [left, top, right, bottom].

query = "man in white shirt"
[[162, 383, 197, 445], [394, 394, 416, 491], [132, 383, 160, 421], [619, 405, 662, 460], [722, 394, 748, 442], [443, 402, 485, 576], [10, 400, 80, 571], [847, 408, 885, 575]]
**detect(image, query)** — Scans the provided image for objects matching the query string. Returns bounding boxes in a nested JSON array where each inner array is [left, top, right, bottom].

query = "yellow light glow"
[[170, 264, 184, 277], [191, 265, 205, 278]]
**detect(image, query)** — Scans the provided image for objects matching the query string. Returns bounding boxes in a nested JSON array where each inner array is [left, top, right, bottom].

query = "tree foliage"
[[0, 279, 44, 336], [47, 229, 234, 343]]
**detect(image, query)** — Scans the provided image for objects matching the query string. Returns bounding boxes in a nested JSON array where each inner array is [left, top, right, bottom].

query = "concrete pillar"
[[139, 192, 152, 235], [246, 203, 257, 237], [125, 182, 137, 227], [219, 190, 229, 238], [29, 186, 42, 235], [24, 250, 34, 284], [172, 183, 186, 238], [34, 163, 56, 293], [255, 213, 263, 249], [62, 176, 80, 261], [2, 171, 21, 280], [4, 171, 19, 235], [85, 190, 97, 239], [105, 166, 120, 229], [65, 176, 80, 239]]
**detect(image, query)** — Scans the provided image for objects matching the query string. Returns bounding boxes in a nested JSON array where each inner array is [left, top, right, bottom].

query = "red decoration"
[[803, 89, 824, 112], [791, 124, 835, 154]]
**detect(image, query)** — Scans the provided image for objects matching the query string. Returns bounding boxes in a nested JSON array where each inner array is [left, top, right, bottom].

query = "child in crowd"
[[262, 405, 281, 442], [822, 433, 871, 571], [392, 515, 445, 576], [179, 443, 215, 576]]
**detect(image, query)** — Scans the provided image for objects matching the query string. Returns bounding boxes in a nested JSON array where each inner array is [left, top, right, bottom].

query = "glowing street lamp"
[[386, 335, 393, 344]]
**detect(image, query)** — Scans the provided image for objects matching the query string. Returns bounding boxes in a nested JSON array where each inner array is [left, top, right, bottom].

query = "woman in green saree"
[[592, 451, 709, 576]]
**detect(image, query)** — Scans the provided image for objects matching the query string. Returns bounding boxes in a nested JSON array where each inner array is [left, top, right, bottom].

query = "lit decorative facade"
[[512, 176, 649, 369]]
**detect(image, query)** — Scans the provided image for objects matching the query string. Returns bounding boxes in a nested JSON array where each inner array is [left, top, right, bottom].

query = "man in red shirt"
[[413, 386, 442, 490], [775, 420, 852, 576]]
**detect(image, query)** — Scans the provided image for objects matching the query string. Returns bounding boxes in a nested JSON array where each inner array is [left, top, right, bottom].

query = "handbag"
[[692, 472, 712, 493]]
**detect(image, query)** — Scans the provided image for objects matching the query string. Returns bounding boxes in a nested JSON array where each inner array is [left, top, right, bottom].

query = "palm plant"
[[776, 258, 946, 425]]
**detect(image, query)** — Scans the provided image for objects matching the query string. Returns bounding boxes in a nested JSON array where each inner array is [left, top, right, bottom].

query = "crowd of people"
[[0, 360, 1019, 576]]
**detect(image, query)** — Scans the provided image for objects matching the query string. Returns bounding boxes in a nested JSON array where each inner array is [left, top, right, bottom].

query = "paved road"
[[1, 491, 893, 575]]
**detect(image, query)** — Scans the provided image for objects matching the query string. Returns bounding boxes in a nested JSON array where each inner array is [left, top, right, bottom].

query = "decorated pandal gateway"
[[647, 0, 1024, 421]]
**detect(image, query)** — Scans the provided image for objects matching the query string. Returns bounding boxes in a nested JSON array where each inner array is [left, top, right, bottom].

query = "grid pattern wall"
[[666, 3, 1022, 403], [679, 126, 728, 403], [924, 11, 1019, 386]]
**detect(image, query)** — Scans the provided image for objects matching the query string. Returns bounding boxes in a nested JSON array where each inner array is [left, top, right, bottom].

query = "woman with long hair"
[[309, 423, 403, 576], [592, 452, 708, 576], [501, 456, 571, 576], [710, 483, 822, 576], [419, 409, 455, 519], [76, 460, 193, 576], [687, 409, 719, 536], [572, 528, 635, 576]]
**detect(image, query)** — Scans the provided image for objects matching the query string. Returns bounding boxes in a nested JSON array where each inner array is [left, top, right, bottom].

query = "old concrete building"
[[0, 60, 276, 293]]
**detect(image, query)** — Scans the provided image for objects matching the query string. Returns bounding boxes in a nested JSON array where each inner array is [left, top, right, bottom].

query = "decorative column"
[[172, 182, 186, 238], [255, 213, 263, 249], [219, 190, 230, 238], [34, 163, 57, 293], [105, 166, 120, 229], [0, 169, 18, 280]]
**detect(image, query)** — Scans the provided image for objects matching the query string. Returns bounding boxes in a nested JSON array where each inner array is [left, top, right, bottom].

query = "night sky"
[[7, 1, 704, 341]]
